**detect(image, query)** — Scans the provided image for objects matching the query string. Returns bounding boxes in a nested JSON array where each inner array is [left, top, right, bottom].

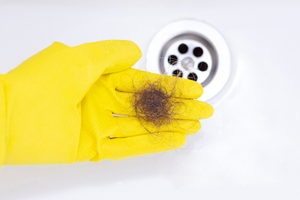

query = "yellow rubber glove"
[[0, 40, 213, 167]]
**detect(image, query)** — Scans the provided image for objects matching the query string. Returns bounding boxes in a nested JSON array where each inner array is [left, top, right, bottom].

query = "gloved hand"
[[0, 40, 213, 166]]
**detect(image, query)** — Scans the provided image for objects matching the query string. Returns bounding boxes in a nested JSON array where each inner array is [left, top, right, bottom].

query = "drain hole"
[[178, 43, 188, 54], [198, 62, 208, 71], [187, 72, 198, 81], [193, 47, 203, 57], [168, 55, 178, 65], [172, 69, 183, 77]]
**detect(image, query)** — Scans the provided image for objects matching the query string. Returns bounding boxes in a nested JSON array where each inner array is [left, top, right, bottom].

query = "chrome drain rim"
[[146, 19, 231, 103]]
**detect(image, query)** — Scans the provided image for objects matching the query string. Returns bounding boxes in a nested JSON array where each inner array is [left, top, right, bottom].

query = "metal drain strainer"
[[146, 19, 232, 103]]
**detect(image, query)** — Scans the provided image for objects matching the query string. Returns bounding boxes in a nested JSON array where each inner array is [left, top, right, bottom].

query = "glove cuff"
[[0, 78, 7, 168]]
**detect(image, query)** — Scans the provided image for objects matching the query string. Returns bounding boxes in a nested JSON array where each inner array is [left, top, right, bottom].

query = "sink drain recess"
[[146, 19, 232, 103]]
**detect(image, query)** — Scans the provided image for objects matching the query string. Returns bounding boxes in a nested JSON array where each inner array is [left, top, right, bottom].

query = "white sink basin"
[[1, 1, 300, 199]]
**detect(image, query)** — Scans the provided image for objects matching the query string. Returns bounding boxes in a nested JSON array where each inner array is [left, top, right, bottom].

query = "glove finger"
[[111, 91, 214, 120], [75, 40, 142, 75], [112, 117, 201, 138], [109, 68, 203, 99], [66, 40, 141, 101], [101, 132, 186, 161]]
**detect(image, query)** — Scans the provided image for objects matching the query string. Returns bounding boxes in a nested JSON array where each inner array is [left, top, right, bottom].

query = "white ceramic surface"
[[0, 1, 300, 199]]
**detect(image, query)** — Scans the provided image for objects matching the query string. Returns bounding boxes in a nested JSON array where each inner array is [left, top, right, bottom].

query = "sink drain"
[[146, 19, 232, 103], [161, 34, 216, 87]]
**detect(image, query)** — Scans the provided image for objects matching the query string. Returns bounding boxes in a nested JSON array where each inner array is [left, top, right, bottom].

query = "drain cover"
[[146, 19, 232, 103]]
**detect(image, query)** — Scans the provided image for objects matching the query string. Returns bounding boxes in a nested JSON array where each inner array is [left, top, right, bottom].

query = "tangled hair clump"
[[132, 75, 183, 133]]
